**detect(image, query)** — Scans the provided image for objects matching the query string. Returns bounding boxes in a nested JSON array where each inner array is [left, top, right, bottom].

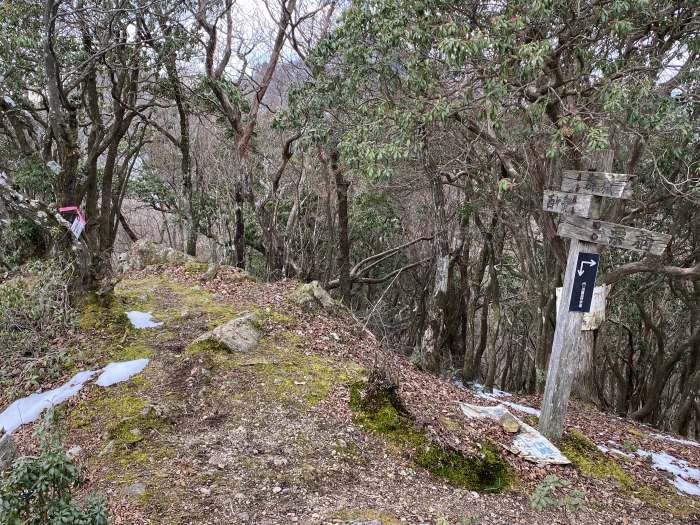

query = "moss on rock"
[[560, 429, 632, 488], [78, 292, 129, 332], [187, 339, 232, 356], [349, 381, 513, 492]]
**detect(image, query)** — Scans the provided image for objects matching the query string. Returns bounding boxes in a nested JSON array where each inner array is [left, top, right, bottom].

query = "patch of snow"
[[672, 477, 700, 497], [95, 359, 150, 387], [0, 359, 151, 435], [636, 448, 700, 496], [458, 380, 540, 416], [498, 400, 541, 417], [0, 371, 95, 434], [470, 382, 512, 398], [652, 433, 700, 449], [597, 443, 632, 458], [126, 310, 163, 329]]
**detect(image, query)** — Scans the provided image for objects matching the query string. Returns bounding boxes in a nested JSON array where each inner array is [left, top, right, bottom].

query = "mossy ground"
[[348, 381, 514, 492], [560, 429, 632, 488], [186, 329, 364, 408], [334, 509, 402, 524], [561, 429, 700, 518], [11, 268, 699, 524]]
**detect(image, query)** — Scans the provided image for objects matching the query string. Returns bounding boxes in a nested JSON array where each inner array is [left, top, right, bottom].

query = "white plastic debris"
[[0, 371, 95, 434], [459, 402, 570, 465], [46, 160, 62, 175], [95, 359, 150, 387], [126, 310, 163, 329]]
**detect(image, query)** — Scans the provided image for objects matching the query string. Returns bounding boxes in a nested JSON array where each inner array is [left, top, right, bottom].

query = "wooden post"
[[539, 151, 671, 440], [573, 151, 613, 405], [539, 239, 600, 439], [538, 151, 609, 440]]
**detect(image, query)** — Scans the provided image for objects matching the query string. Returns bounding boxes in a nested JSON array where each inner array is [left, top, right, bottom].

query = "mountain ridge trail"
[[4, 264, 700, 524]]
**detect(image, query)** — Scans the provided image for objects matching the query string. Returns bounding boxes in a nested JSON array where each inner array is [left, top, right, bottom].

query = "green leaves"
[[530, 474, 585, 512], [0, 415, 108, 525]]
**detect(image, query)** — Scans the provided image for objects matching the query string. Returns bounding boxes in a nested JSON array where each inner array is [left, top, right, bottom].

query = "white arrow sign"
[[577, 259, 597, 277]]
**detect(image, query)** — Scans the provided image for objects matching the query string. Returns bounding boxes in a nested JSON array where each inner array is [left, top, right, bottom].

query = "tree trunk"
[[419, 157, 451, 373], [484, 267, 501, 392], [332, 151, 351, 305]]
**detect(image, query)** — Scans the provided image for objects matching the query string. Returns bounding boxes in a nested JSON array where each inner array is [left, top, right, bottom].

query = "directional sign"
[[70, 216, 86, 239], [560, 170, 635, 199], [542, 190, 594, 217], [557, 215, 672, 256], [569, 253, 599, 312], [556, 284, 609, 330]]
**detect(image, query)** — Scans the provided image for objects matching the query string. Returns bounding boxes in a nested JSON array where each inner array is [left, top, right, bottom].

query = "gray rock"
[[124, 482, 146, 497], [292, 281, 338, 311], [117, 239, 196, 273], [0, 431, 17, 471], [194, 313, 260, 353], [499, 412, 521, 433], [66, 445, 83, 459], [98, 440, 115, 457]]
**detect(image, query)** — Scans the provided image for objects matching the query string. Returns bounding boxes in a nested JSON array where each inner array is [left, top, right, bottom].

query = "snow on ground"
[[497, 399, 541, 417], [468, 382, 512, 398], [635, 449, 700, 496], [126, 310, 163, 329], [596, 442, 632, 458], [652, 433, 700, 449], [464, 382, 542, 416], [95, 359, 150, 387], [0, 371, 95, 434], [0, 359, 150, 434]]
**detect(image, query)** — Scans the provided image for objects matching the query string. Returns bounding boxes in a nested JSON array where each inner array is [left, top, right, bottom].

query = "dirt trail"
[[7, 266, 700, 524]]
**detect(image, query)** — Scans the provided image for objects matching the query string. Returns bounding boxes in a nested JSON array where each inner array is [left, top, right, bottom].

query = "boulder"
[[117, 239, 196, 273], [194, 313, 260, 353], [292, 281, 338, 312], [499, 412, 521, 434], [0, 431, 17, 471], [123, 482, 146, 497]]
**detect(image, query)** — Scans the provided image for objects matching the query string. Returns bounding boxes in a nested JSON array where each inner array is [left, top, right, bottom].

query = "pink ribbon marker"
[[59, 206, 86, 225]]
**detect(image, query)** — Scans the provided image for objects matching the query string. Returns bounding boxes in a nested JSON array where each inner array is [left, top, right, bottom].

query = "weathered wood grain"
[[539, 238, 594, 440], [558, 215, 671, 256], [542, 190, 594, 217], [560, 170, 635, 199]]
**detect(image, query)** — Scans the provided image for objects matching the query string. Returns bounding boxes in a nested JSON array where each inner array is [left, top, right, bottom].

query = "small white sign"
[[70, 217, 85, 239], [556, 284, 609, 331]]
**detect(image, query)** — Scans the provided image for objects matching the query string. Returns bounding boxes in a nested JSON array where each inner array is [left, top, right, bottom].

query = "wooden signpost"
[[539, 162, 672, 440]]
